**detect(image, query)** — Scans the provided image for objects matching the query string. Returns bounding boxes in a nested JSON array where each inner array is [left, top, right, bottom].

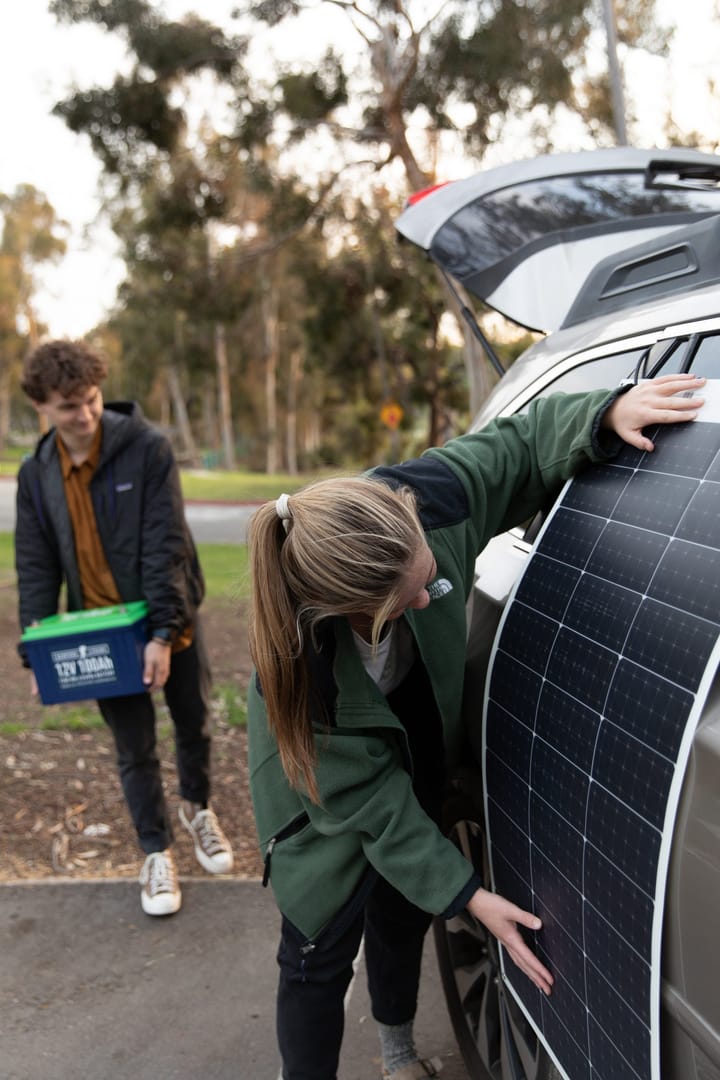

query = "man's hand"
[[466, 886, 554, 996], [143, 639, 172, 692], [30, 671, 38, 697], [602, 373, 706, 452]]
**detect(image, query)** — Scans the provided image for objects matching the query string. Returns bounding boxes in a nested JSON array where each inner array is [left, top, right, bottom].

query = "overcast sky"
[[1, 0, 718, 340]]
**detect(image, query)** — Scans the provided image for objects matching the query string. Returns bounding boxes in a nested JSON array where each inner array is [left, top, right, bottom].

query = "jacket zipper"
[[262, 811, 311, 887]]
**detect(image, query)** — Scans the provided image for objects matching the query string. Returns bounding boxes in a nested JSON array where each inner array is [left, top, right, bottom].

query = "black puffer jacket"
[[15, 402, 204, 664]]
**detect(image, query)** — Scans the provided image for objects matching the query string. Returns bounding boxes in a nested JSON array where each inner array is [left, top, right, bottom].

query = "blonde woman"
[[247, 375, 704, 1080]]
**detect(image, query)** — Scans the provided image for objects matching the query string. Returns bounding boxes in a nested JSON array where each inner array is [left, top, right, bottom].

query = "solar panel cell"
[[585, 521, 668, 593], [535, 684, 600, 770], [592, 724, 671, 827], [537, 508, 605, 568], [603, 662, 691, 757], [623, 601, 716, 688], [613, 472, 697, 533], [515, 554, 581, 621], [563, 575, 640, 650], [544, 628, 617, 711]]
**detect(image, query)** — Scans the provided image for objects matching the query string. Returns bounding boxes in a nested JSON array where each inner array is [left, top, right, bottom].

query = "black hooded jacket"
[[15, 401, 204, 664]]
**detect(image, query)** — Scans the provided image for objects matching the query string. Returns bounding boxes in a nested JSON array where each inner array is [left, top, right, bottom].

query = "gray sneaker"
[[179, 806, 234, 874], [139, 850, 181, 916], [382, 1059, 443, 1079]]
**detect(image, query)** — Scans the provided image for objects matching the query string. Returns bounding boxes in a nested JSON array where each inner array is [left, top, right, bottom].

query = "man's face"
[[32, 385, 104, 450]]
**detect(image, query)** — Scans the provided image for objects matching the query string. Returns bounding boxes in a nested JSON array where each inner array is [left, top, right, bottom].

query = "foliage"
[[46, 0, 678, 460], [50, 0, 247, 183], [239, 0, 669, 163], [0, 185, 67, 447]]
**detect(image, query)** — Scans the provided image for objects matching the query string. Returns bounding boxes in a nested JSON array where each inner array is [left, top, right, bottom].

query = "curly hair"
[[21, 339, 108, 403]]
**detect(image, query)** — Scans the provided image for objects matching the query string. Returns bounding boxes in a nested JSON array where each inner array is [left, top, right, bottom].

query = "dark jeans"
[[98, 623, 212, 854], [276, 658, 445, 1080]]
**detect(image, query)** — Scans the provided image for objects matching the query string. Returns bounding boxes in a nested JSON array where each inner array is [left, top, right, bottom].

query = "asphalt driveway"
[[0, 878, 469, 1080]]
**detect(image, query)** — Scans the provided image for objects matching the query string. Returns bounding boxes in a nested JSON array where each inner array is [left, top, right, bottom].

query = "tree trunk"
[[214, 323, 236, 470], [166, 364, 200, 467], [202, 373, 217, 451], [262, 284, 280, 475], [0, 365, 10, 451], [367, 17, 494, 416], [286, 348, 302, 475]]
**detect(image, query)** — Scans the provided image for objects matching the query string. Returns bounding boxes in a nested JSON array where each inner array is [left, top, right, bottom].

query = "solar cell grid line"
[[481, 392, 720, 1080]]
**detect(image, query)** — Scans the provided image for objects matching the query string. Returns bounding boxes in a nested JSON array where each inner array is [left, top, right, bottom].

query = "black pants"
[[98, 624, 212, 854], [276, 658, 446, 1080]]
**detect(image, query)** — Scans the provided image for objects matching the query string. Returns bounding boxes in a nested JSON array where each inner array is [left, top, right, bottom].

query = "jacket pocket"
[[262, 811, 311, 887]]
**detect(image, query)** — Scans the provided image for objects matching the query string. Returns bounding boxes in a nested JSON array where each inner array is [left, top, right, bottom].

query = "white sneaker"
[[139, 850, 181, 916], [179, 805, 234, 874]]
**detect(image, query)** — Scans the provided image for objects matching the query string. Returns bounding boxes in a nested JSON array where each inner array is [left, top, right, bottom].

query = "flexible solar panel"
[[482, 386, 720, 1080]]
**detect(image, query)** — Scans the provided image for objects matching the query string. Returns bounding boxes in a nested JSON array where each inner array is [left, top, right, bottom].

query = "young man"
[[15, 339, 233, 915]]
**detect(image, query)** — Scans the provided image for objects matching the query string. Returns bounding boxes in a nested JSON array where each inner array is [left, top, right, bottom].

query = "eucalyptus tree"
[[50, 0, 251, 462], [235, 0, 670, 412], [0, 186, 67, 447], [48, 0, 357, 467]]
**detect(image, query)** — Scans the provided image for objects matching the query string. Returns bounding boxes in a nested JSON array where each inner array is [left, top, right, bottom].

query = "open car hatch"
[[395, 147, 720, 333]]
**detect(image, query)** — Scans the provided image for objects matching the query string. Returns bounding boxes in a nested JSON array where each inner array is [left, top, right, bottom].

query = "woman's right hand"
[[466, 886, 554, 995]]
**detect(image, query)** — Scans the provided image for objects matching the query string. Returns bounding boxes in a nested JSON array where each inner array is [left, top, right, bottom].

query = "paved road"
[[1, 878, 470, 1080], [0, 477, 257, 543]]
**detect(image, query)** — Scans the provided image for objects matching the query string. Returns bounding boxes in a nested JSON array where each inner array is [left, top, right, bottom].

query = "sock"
[[377, 1019, 417, 1075]]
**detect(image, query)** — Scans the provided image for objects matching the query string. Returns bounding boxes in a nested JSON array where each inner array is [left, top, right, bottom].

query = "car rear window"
[[432, 174, 720, 279]]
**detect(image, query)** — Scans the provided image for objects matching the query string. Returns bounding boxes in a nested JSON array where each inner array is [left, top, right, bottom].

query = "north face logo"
[[428, 578, 453, 600]]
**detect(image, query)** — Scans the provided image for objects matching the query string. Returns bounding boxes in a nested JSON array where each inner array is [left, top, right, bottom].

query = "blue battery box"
[[21, 601, 149, 705]]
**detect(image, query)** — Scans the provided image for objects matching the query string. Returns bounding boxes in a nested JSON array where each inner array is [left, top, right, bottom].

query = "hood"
[[34, 400, 145, 465], [395, 147, 720, 333]]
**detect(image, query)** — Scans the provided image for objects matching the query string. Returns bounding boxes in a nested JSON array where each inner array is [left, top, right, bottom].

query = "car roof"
[[471, 282, 720, 428], [395, 147, 720, 332]]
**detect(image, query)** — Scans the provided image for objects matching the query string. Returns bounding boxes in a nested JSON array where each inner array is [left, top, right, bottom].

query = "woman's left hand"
[[602, 373, 706, 452], [466, 886, 554, 995]]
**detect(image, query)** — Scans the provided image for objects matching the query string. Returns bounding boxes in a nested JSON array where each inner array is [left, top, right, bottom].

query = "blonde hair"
[[248, 476, 425, 803]]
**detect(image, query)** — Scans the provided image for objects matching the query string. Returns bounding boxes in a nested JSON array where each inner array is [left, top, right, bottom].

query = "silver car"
[[396, 147, 720, 1080]]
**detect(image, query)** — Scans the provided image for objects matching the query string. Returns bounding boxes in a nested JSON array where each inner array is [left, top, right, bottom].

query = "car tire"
[[434, 795, 561, 1080]]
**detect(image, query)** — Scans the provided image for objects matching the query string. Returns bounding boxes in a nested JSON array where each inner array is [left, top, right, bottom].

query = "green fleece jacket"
[[248, 388, 623, 941]]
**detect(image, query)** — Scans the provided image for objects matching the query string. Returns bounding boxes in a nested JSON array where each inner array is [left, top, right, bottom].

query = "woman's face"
[[386, 544, 437, 620]]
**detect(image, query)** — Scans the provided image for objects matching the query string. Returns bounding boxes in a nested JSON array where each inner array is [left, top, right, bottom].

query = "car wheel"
[[434, 810, 561, 1080]]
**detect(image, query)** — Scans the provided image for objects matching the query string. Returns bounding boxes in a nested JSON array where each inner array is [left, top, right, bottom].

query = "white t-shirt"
[[352, 618, 415, 695]]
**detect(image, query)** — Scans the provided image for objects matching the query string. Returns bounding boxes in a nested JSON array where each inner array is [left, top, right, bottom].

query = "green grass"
[[40, 705, 105, 731], [0, 534, 247, 602], [0, 721, 25, 735], [214, 682, 248, 727], [179, 467, 334, 503], [0, 533, 13, 587], [1, 451, 333, 500], [198, 543, 249, 601]]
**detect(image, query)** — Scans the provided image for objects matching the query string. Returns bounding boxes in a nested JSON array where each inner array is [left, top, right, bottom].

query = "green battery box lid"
[[21, 601, 149, 642]]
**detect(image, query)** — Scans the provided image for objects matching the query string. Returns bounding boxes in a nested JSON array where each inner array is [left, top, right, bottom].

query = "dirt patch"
[[0, 594, 264, 883]]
